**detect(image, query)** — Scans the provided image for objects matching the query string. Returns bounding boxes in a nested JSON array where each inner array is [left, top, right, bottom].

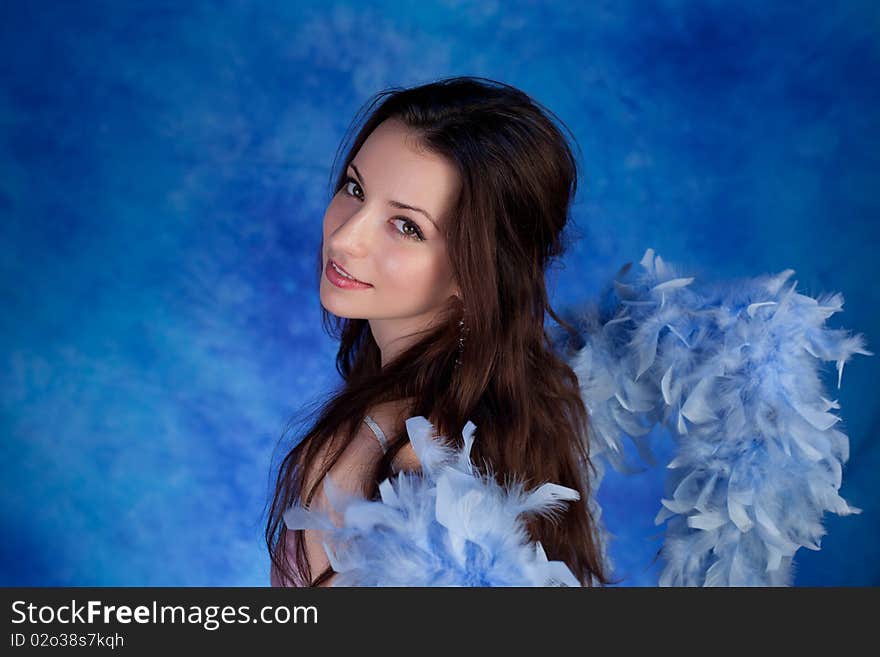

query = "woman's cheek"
[[380, 253, 407, 284], [323, 207, 342, 235]]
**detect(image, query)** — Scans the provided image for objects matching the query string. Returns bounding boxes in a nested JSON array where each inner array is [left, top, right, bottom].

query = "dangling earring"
[[454, 305, 467, 368]]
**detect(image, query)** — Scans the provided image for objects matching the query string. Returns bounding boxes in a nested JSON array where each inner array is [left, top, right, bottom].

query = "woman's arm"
[[274, 400, 423, 587], [295, 415, 391, 586]]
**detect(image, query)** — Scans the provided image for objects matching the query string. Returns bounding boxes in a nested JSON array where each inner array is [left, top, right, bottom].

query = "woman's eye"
[[391, 218, 426, 242], [343, 178, 363, 199], [340, 176, 424, 242]]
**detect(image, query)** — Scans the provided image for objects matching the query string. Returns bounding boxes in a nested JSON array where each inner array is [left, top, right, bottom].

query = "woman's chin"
[[320, 290, 360, 319]]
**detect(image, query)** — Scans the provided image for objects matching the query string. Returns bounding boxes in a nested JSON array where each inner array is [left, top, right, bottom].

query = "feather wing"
[[555, 248, 870, 586]]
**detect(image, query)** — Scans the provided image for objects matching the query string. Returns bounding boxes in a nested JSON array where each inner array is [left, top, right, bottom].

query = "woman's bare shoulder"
[[363, 397, 422, 474], [304, 399, 421, 494], [391, 441, 421, 474]]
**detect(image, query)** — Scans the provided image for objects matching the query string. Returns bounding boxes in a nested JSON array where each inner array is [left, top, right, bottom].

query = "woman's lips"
[[325, 259, 373, 289]]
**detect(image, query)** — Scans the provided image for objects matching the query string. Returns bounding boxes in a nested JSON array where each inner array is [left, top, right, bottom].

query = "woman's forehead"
[[352, 119, 460, 225]]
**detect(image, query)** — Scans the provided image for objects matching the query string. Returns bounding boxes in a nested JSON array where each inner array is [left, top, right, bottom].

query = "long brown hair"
[[266, 76, 611, 586]]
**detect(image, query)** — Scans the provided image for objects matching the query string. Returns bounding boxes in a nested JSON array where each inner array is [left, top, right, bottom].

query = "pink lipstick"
[[325, 259, 373, 290]]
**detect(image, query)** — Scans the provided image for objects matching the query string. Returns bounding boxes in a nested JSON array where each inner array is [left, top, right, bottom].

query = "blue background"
[[1, 1, 876, 586]]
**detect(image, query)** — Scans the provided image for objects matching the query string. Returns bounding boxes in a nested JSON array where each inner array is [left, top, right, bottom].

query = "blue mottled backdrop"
[[1, 1, 877, 586]]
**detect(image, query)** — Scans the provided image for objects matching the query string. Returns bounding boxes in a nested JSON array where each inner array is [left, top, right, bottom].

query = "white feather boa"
[[283, 248, 870, 586], [283, 416, 583, 586]]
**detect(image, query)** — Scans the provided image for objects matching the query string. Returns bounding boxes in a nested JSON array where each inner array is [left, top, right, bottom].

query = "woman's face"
[[320, 118, 461, 357]]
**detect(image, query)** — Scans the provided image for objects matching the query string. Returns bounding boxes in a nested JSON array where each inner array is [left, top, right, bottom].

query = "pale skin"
[[320, 117, 462, 366], [284, 118, 463, 586]]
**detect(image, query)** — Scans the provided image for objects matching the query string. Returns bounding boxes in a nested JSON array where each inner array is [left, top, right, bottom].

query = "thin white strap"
[[363, 414, 388, 454]]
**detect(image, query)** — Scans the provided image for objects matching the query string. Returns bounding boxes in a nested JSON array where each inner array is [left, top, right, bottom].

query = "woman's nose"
[[330, 207, 374, 257]]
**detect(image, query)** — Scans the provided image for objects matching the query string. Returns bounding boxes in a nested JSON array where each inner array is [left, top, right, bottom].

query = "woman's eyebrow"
[[349, 163, 439, 231]]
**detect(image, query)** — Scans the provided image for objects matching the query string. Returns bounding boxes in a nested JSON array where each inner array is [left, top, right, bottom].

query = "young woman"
[[266, 75, 610, 587]]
